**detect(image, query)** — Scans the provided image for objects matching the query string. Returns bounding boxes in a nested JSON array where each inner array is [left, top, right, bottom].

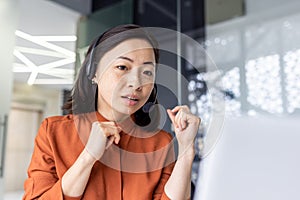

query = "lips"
[[121, 94, 139, 106], [122, 95, 139, 101]]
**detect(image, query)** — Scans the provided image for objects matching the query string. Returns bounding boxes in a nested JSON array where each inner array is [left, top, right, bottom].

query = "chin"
[[113, 107, 138, 117]]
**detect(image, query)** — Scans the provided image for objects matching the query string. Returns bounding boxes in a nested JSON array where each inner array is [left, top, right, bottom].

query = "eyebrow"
[[117, 56, 155, 66]]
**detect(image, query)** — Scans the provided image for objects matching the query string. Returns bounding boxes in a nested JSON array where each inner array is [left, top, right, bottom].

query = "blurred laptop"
[[194, 116, 300, 200]]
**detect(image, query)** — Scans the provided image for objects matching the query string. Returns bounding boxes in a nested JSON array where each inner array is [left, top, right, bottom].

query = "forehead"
[[100, 38, 154, 64]]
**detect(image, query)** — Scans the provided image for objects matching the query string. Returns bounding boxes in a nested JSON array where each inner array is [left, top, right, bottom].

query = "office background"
[[0, 0, 300, 199]]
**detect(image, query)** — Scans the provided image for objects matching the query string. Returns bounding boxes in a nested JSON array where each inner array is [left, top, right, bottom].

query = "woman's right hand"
[[85, 121, 121, 160]]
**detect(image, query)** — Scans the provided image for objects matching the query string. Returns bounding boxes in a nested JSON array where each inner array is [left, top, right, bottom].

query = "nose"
[[128, 79, 142, 91], [127, 71, 143, 91]]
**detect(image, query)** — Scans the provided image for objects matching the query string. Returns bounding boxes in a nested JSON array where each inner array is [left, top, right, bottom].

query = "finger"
[[110, 123, 121, 144], [174, 110, 184, 130], [171, 105, 190, 113], [102, 127, 113, 136], [106, 123, 122, 138], [170, 107, 186, 130], [113, 131, 121, 144], [101, 122, 121, 130], [105, 136, 115, 149], [180, 110, 189, 130], [167, 109, 179, 129], [167, 109, 175, 123], [179, 113, 187, 130], [103, 129, 120, 147], [100, 121, 122, 129], [113, 122, 123, 133], [171, 106, 181, 113], [171, 105, 188, 112], [102, 121, 117, 125], [104, 127, 121, 144]]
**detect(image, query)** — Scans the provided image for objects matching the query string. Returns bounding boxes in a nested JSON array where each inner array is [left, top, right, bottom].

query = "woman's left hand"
[[167, 105, 201, 153]]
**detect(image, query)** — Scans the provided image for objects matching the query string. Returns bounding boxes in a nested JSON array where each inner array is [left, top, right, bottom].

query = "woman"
[[23, 24, 200, 200]]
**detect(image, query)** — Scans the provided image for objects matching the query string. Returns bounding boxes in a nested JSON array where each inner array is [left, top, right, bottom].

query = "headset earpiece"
[[86, 36, 102, 80]]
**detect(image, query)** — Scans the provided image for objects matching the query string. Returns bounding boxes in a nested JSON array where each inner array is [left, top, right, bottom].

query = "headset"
[[86, 35, 103, 80]]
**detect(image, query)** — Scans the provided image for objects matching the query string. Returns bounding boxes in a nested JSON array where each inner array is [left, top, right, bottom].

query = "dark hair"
[[63, 24, 160, 129]]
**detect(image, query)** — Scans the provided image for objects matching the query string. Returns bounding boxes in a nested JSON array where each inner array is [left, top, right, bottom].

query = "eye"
[[117, 65, 128, 71], [143, 70, 153, 76]]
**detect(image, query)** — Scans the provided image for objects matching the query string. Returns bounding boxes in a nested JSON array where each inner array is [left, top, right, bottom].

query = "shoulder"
[[41, 113, 96, 139], [38, 114, 77, 140], [41, 114, 74, 129]]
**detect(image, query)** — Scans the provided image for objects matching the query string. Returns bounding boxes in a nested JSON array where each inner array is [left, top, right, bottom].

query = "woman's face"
[[94, 38, 156, 121]]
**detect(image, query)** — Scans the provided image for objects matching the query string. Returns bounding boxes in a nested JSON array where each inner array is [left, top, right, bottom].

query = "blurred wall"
[[0, 1, 17, 114], [194, 0, 300, 199], [0, 0, 19, 197]]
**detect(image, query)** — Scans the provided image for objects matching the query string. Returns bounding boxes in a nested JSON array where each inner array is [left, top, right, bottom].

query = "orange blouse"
[[23, 112, 175, 200]]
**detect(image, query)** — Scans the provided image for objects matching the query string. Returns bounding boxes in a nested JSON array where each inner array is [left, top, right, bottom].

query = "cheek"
[[100, 75, 124, 99], [98, 74, 115, 96], [99, 70, 118, 87], [143, 84, 155, 98]]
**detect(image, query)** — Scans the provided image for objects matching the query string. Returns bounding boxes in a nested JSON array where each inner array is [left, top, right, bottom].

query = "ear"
[[91, 75, 98, 84]]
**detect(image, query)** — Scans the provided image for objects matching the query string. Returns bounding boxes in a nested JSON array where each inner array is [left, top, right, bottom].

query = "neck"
[[97, 108, 129, 123]]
